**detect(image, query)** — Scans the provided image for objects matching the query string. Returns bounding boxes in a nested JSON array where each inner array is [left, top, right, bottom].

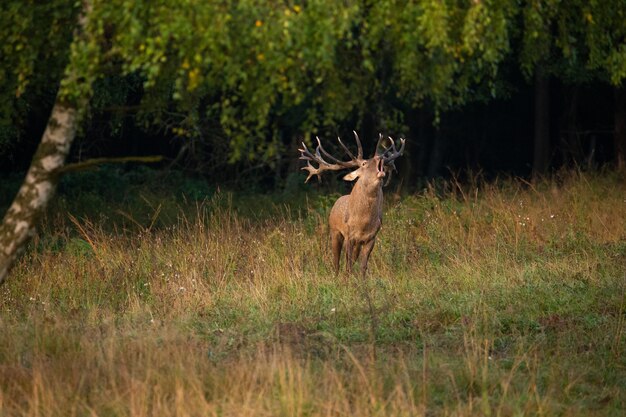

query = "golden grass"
[[1, 171, 625, 416]]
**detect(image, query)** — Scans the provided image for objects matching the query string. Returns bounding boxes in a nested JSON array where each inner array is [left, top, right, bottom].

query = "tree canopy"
[[0, 0, 625, 168]]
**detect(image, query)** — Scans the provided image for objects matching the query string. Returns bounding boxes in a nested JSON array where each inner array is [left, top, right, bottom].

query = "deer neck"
[[349, 179, 383, 218]]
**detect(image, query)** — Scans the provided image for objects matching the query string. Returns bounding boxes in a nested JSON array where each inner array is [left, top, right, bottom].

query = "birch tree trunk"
[[0, 4, 92, 285], [0, 102, 83, 283]]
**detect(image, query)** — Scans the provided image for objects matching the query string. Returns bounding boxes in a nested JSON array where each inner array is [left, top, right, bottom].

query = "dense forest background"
[[1, 0, 625, 189], [2, 75, 620, 186]]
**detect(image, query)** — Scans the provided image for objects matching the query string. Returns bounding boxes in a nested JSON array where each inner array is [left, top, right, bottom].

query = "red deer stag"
[[299, 132, 405, 276]]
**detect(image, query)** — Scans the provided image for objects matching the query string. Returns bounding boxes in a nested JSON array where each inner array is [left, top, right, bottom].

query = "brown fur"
[[329, 156, 385, 276], [299, 133, 404, 277]]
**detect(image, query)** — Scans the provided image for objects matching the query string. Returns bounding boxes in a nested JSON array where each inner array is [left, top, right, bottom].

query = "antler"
[[299, 135, 362, 183], [382, 136, 406, 164], [378, 135, 406, 186]]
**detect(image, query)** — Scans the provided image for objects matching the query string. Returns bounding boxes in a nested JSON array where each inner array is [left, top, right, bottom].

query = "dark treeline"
[[1, 74, 619, 190], [1, 1, 625, 192]]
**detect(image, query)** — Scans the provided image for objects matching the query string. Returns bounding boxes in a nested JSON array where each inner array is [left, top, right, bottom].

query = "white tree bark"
[[0, 1, 92, 284], [0, 102, 81, 284]]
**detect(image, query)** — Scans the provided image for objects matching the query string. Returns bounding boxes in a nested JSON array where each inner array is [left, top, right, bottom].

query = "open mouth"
[[377, 158, 386, 179]]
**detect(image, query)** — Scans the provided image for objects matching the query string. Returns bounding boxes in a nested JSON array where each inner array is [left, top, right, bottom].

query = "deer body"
[[329, 161, 384, 275], [299, 133, 404, 276]]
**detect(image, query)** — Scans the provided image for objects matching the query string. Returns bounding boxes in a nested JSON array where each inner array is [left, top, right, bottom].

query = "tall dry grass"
[[1, 171, 625, 416]]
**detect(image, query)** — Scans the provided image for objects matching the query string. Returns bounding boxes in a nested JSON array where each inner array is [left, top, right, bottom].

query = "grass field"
[[1, 170, 625, 416]]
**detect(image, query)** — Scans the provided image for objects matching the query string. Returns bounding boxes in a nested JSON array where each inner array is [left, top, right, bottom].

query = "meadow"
[[1, 169, 625, 416]]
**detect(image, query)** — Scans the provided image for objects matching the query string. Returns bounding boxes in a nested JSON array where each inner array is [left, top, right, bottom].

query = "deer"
[[299, 132, 405, 277]]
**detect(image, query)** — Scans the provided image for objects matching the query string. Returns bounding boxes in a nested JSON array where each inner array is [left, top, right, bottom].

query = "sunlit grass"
[[1, 171, 625, 416]]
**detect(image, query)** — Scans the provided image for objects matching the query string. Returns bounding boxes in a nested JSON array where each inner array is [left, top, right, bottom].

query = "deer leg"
[[331, 231, 344, 276], [345, 239, 354, 275], [352, 242, 362, 272], [359, 239, 376, 278]]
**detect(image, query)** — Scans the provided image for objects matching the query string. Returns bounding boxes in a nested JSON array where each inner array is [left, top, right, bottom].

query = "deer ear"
[[342, 170, 360, 181]]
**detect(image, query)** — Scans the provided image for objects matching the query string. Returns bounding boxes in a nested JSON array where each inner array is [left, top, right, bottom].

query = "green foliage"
[[520, 0, 626, 83], [94, 0, 366, 161], [1, 0, 625, 165], [0, 1, 76, 148], [369, 0, 517, 109], [0, 1, 75, 99], [584, 0, 626, 84]]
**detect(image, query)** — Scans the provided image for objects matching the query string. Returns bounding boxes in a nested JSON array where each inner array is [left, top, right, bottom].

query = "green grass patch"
[[1, 170, 625, 415]]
